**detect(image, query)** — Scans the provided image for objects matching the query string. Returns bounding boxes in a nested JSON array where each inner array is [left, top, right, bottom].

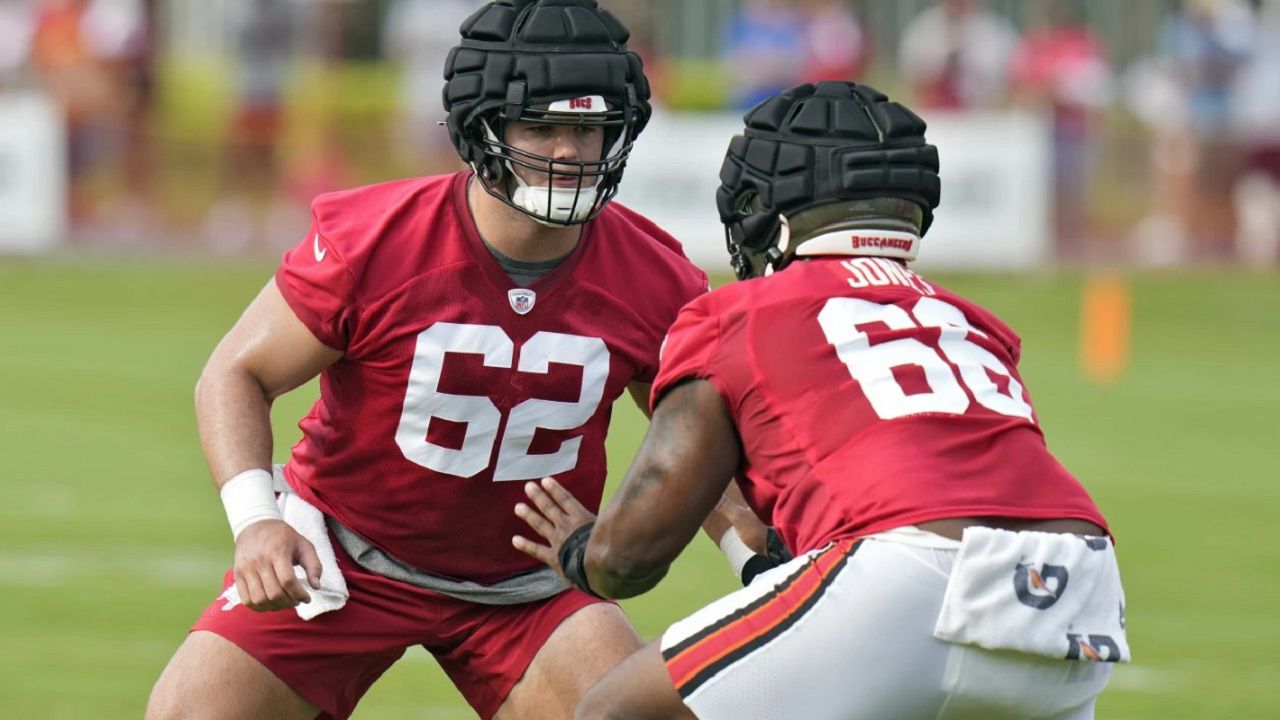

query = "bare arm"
[[626, 380, 653, 419], [197, 278, 342, 611], [511, 381, 761, 598], [587, 379, 742, 598], [196, 278, 342, 485], [627, 380, 765, 553]]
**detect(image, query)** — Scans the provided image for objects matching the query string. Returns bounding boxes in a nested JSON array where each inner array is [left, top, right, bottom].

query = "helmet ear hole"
[[735, 190, 761, 218]]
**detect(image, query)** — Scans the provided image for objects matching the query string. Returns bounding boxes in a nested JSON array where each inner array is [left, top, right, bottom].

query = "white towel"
[[933, 526, 1129, 663], [219, 468, 349, 621]]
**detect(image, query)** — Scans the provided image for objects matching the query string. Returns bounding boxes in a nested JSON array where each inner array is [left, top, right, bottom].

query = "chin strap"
[[760, 215, 791, 277], [476, 118, 603, 226], [509, 171, 598, 226]]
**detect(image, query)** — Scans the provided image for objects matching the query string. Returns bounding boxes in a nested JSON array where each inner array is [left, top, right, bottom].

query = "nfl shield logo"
[[508, 288, 536, 315]]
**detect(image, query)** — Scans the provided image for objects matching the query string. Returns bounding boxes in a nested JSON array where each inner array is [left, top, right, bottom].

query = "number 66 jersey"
[[275, 172, 707, 584], [651, 256, 1108, 558]]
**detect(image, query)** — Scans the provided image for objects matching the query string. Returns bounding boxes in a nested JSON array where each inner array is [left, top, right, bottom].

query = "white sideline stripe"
[[0, 549, 228, 588], [1106, 664, 1174, 693]]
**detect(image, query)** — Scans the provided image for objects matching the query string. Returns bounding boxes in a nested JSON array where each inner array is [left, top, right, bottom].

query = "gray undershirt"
[[274, 466, 570, 604], [328, 516, 570, 605], [481, 236, 574, 287]]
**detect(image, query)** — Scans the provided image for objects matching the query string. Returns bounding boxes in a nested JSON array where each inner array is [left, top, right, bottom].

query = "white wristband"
[[718, 528, 756, 579], [220, 468, 282, 540]]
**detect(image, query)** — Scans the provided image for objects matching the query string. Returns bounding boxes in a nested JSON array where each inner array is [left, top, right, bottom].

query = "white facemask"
[[508, 171, 599, 226], [479, 118, 606, 226]]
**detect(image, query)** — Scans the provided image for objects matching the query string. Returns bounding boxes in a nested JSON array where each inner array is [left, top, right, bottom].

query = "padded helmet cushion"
[[443, 0, 651, 166], [717, 82, 941, 265]]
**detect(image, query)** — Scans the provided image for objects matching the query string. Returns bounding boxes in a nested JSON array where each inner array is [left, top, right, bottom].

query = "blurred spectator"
[[382, 0, 478, 173], [800, 0, 870, 84], [1157, 0, 1250, 259], [899, 0, 1018, 110], [82, 0, 155, 232], [1122, 51, 1197, 266], [81, 0, 148, 75], [1161, 0, 1246, 137], [1229, 0, 1280, 264], [603, 0, 666, 103], [259, 117, 355, 256], [720, 0, 807, 110], [0, 0, 34, 88], [282, 121, 354, 212], [230, 0, 291, 187], [31, 0, 114, 225], [204, 0, 294, 253], [1009, 0, 1112, 260]]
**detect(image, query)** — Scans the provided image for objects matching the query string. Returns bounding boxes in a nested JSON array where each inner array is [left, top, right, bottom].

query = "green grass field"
[[1, 258, 1277, 719]]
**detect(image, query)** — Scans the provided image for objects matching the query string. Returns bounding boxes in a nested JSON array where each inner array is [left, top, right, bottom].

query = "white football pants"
[[660, 528, 1114, 720]]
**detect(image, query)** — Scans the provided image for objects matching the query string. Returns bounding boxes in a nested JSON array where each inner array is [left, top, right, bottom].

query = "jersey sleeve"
[[633, 273, 709, 384], [604, 203, 711, 384], [650, 295, 724, 413], [275, 221, 359, 351]]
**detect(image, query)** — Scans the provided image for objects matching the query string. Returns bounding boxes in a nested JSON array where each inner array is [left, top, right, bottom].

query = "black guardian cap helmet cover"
[[443, 0, 652, 226], [716, 82, 941, 279]]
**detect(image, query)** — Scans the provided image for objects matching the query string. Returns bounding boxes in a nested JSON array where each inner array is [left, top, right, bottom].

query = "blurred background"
[[1, 1, 1277, 718], [0, 0, 1277, 265]]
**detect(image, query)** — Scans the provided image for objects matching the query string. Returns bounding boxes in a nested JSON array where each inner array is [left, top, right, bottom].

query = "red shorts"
[[192, 533, 603, 720]]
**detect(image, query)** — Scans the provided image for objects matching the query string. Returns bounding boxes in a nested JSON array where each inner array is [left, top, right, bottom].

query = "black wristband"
[[740, 554, 777, 586], [558, 521, 604, 599], [765, 527, 793, 564], [739, 528, 793, 586]]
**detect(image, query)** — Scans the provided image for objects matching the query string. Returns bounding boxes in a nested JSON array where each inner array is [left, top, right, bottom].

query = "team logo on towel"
[[508, 288, 537, 315], [1066, 633, 1122, 662], [1013, 562, 1069, 609]]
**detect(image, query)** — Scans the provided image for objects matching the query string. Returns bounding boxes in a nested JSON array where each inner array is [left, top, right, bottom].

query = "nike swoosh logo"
[[313, 234, 327, 262]]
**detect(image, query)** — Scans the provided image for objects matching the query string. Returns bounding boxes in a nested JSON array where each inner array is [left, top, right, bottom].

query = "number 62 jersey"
[[275, 172, 707, 584], [651, 256, 1108, 558]]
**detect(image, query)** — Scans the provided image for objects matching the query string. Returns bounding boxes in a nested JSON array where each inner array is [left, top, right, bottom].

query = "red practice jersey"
[[276, 172, 707, 583], [652, 256, 1107, 556]]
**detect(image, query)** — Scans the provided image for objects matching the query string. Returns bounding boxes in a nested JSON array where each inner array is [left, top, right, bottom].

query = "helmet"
[[716, 82, 941, 279], [442, 0, 652, 226]]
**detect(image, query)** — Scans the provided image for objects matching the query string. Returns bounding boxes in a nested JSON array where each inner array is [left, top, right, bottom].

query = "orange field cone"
[[1080, 274, 1131, 384]]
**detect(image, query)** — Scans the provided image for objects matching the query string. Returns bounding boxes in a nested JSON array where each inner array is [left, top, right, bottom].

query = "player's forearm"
[[584, 530, 672, 599], [195, 365, 275, 487], [584, 381, 742, 597], [585, 455, 704, 599], [587, 560, 669, 599]]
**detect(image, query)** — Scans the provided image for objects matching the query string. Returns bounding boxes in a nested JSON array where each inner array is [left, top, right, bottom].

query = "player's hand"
[[232, 519, 323, 612], [512, 477, 596, 574], [707, 493, 768, 553]]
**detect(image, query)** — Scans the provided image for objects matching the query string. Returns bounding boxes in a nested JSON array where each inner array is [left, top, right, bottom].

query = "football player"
[[515, 81, 1129, 720], [145, 2, 763, 719]]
